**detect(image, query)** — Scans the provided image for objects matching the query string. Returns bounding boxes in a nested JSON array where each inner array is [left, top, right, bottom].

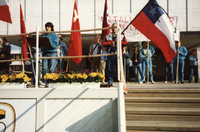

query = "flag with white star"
[[131, 0, 176, 63]]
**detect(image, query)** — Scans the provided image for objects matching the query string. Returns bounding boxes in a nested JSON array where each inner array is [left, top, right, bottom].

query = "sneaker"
[[108, 83, 113, 87], [165, 81, 167, 84], [139, 81, 143, 84], [126, 82, 129, 84], [151, 81, 155, 84], [171, 81, 174, 83], [143, 81, 147, 83]]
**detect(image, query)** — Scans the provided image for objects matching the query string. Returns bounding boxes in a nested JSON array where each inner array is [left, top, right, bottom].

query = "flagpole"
[[147, 39, 149, 84], [66, 58, 69, 72], [176, 41, 180, 84], [35, 26, 39, 88]]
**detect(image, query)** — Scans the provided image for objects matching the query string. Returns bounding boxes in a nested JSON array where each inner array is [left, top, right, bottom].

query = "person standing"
[[101, 47, 107, 79], [164, 59, 174, 84], [103, 23, 127, 86], [139, 41, 155, 84], [0, 38, 11, 72], [89, 34, 101, 72], [57, 34, 68, 71], [123, 46, 130, 84], [41, 22, 59, 85], [132, 46, 143, 83], [188, 49, 198, 83], [174, 41, 188, 84]]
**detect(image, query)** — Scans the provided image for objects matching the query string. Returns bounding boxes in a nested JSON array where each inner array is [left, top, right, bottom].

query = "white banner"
[[97, 13, 178, 42]]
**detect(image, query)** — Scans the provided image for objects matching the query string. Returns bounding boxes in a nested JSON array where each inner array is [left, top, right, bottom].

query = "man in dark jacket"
[[0, 38, 11, 72]]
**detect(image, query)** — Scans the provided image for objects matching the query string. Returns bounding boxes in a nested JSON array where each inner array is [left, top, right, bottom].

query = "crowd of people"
[[0, 22, 199, 87]]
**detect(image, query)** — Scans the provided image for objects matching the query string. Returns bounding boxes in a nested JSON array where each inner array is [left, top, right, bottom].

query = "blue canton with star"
[[142, 0, 164, 24]]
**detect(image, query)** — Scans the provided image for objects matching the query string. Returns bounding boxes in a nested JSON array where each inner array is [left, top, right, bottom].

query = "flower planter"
[[0, 83, 26, 88], [48, 82, 100, 88]]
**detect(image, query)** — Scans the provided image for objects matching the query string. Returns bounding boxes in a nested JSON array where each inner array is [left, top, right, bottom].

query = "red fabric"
[[101, 0, 110, 42], [0, 4, 12, 23], [131, 11, 176, 63], [68, 0, 82, 65], [20, 5, 28, 65]]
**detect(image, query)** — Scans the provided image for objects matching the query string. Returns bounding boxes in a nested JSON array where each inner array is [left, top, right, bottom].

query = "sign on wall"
[[0, 99, 36, 132]]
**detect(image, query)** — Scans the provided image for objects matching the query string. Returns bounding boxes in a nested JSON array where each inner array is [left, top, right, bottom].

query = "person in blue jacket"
[[123, 46, 130, 83], [140, 41, 155, 84], [132, 46, 143, 83], [174, 41, 188, 84], [41, 22, 59, 85], [57, 34, 68, 71], [188, 49, 198, 83]]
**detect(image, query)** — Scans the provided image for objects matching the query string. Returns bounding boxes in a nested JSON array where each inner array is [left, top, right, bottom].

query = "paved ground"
[[110, 81, 200, 89]]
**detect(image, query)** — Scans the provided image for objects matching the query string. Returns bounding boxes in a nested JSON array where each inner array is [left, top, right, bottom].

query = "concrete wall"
[[0, 0, 200, 35]]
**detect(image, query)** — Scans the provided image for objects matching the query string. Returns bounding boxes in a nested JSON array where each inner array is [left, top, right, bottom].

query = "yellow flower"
[[89, 72, 97, 77], [64, 75, 67, 79], [1, 75, 7, 79], [2, 81, 5, 84], [2, 77, 8, 82], [23, 76, 31, 82], [83, 74, 88, 79], [44, 73, 51, 80], [67, 74, 74, 79]]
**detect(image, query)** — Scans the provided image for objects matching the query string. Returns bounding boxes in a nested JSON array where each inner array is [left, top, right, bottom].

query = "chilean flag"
[[0, 0, 12, 23], [68, 0, 82, 65], [131, 0, 176, 63]]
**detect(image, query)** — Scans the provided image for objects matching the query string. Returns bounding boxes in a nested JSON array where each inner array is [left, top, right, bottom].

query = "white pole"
[[35, 26, 39, 88], [147, 39, 149, 84], [117, 21, 126, 132]]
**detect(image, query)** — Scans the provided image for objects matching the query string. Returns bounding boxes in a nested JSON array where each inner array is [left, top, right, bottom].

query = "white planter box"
[[0, 83, 26, 88], [49, 82, 100, 88]]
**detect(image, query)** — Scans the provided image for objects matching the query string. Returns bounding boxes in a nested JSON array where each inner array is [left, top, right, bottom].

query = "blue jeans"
[[42, 52, 57, 84], [57, 59, 65, 71], [134, 63, 143, 82], [165, 63, 174, 81], [107, 55, 117, 84], [125, 64, 129, 82], [189, 66, 198, 82], [174, 59, 185, 82], [141, 59, 153, 82]]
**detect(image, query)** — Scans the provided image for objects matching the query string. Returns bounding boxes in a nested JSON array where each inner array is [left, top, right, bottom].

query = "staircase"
[[125, 88, 200, 131]]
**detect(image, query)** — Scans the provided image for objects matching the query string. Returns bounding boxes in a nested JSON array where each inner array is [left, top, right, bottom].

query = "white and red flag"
[[68, 0, 82, 65], [0, 0, 12, 23], [101, 0, 110, 42], [20, 5, 28, 65], [130, 0, 176, 63]]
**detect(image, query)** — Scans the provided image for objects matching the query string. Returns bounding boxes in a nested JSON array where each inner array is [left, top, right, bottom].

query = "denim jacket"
[[140, 45, 155, 60], [174, 46, 188, 61], [41, 33, 59, 53], [189, 55, 197, 66]]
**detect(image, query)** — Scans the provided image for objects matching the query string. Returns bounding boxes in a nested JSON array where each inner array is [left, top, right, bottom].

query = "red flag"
[[0, 0, 12, 23], [20, 5, 28, 64], [101, 0, 110, 43], [68, 0, 82, 65]]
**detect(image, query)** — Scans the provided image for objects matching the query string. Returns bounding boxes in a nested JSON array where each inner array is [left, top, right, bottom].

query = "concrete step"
[[126, 121, 200, 131], [126, 115, 200, 121], [126, 107, 200, 115], [125, 97, 200, 103], [125, 102, 200, 108], [126, 89, 200, 97]]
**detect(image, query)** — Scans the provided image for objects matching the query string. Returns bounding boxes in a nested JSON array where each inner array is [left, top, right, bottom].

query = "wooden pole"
[[66, 58, 69, 72], [176, 41, 180, 84], [147, 39, 149, 84]]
